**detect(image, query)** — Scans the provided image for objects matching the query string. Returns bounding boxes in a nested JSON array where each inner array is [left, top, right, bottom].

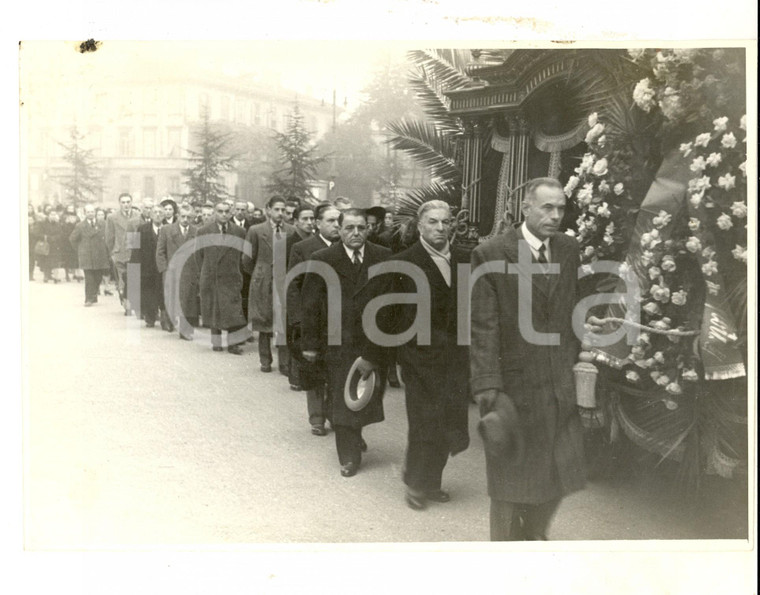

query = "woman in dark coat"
[[36, 211, 64, 283], [60, 208, 81, 281]]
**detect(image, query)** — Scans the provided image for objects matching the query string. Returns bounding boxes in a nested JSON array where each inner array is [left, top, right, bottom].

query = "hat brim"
[[344, 357, 385, 412]]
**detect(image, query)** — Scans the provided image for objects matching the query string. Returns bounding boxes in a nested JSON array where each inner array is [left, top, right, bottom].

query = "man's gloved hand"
[[355, 357, 377, 380]]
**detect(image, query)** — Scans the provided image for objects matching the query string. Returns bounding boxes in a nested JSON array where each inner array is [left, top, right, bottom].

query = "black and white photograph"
[[8, 3, 757, 593]]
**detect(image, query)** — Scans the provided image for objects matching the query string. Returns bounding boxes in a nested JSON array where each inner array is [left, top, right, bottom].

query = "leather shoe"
[[405, 489, 427, 511], [290, 384, 302, 391], [340, 462, 358, 477], [212, 346, 224, 352], [426, 489, 451, 503], [260, 364, 272, 373], [311, 424, 327, 436], [179, 334, 193, 341], [228, 345, 244, 355]]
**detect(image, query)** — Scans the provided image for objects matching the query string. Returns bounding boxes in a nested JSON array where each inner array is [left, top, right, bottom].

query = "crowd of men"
[[28, 177, 587, 541]]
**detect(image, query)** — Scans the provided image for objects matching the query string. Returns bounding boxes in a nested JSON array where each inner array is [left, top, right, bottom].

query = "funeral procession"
[[22, 43, 750, 545]]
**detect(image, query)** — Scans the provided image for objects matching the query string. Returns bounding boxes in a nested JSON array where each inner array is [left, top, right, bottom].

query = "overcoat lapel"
[[410, 241, 450, 294]]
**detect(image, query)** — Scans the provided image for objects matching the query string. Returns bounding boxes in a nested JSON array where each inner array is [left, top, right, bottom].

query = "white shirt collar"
[[318, 233, 332, 247], [521, 222, 548, 251], [342, 243, 365, 261]]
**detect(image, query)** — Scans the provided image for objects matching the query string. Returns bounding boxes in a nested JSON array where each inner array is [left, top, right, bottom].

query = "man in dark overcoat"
[[156, 203, 200, 340], [195, 201, 247, 355], [69, 203, 110, 306], [286, 204, 341, 434], [242, 196, 296, 372], [470, 177, 586, 541], [130, 204, 166, 328], [301, 208, 391, 477], [358, 200, 470, 510]]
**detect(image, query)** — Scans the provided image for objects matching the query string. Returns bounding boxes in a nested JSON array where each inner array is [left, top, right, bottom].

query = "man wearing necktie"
[[286, 204, 341, 435], [69, 203, 110, 306], [301, 208, 391, 477], [156, 204, 200, 340], [470, 177, 585, 541], [243, 196, 296, 373], [195, 201, 248, 354], [357, 200, 470, 509], [129, 205, 166, 328]]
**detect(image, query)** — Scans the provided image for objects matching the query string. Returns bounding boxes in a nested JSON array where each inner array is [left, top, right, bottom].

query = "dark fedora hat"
[[365, 206, 386, 220], [344, 357, 386, 412]]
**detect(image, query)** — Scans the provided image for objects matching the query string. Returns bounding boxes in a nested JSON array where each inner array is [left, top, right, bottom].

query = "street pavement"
[[23, 278, 749, 547]]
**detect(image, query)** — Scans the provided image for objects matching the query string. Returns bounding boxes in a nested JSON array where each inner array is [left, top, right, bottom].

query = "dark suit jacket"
[[470, 224, 585, 503], [361, 240, 470, 454], [157, 222, 200, 320], [301, 240, 391, 428], [286, 234, 332, 327], [69, 220, 110, 270]]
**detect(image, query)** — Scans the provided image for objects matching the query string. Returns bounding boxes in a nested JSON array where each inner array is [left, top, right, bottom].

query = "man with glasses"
[[195, 202, 248, 355]]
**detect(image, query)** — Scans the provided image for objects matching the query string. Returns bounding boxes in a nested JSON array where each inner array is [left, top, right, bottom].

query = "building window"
[[168, 176, 180, 194], [167, 127, 182, 157], [199, 93, 209, 118], [118, 129, 133, 157], [220, 96, 230, 121], [144, 176, 155, 199], [143, 128, 157, 157], [119, 175, 131, 193]]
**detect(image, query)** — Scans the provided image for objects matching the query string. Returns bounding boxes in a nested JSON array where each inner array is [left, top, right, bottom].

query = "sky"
[[20, 40, 411, 113]]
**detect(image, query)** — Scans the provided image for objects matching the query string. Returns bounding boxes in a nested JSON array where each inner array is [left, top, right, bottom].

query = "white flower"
[[626, 370, 640, 383], [633, 78, 656, 112], [618, 261, 631, 277], [659, 89, 682, 120], [628, 48, 646, 60], [688, 175, 712, 194], [564, 175, 580, 197], [721, 132, 737, 149], [732, 245, 747, 263], [564, 229, 576, 237], [652, 210, 672, 229], [641, 250, 655, 266], [713, 116, 729, 132], [605, 222, 615, 235], [575, 153, 596, 175], [689, 194, 702, 208], [653, 351, 665, 364], [705, 152, 722, 168], [651, 318, 672, 331], [740, 114, 747, 130], [682, 369, 699, 382], [650, 370, 662, 382], [597, 135, 607, 147], [694, 132, 712, 147], [661, 255, 677, 272], [598, 180, 610, 195], [583, 246, 595, 258], [603, 234, 614, 245], [702, 260, 718, 276], [688, 218, 700, 232], [701, 246, 716, 260], [690, 156, 707, 173], [585, 122, 605, 144], [673, 48, 698, 61], [580, 264, 594, 275], [650, 284, 671, 303], [587, 112, 598, 127], [718, 173, 736, 190], [613, 183, 625, 196], [576, 182, 594, 204], [663, 399, 679, 411], [656, 375, 671, 387], [665, 382, 682, 395], [739, 161, 746, 176], [631, 345, 646, 358], [685, 236, 702, 253], [679, 142, 693, 157], [727, 203, 746, 221], [596, 202, 611, 218], [716, 213, 733, 230], [638, 332, 651, 346], [671, 290, 687, 306], [643, 301, 661, 316], [648, 266, 662, 280], [591, 158, 609, 176]]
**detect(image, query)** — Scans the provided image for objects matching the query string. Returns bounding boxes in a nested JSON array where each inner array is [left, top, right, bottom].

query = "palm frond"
[[394, 180, 460, 220], [406, 72, 461, 134], [407, 49, 472, 92], [385, 118, 461, 183]]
